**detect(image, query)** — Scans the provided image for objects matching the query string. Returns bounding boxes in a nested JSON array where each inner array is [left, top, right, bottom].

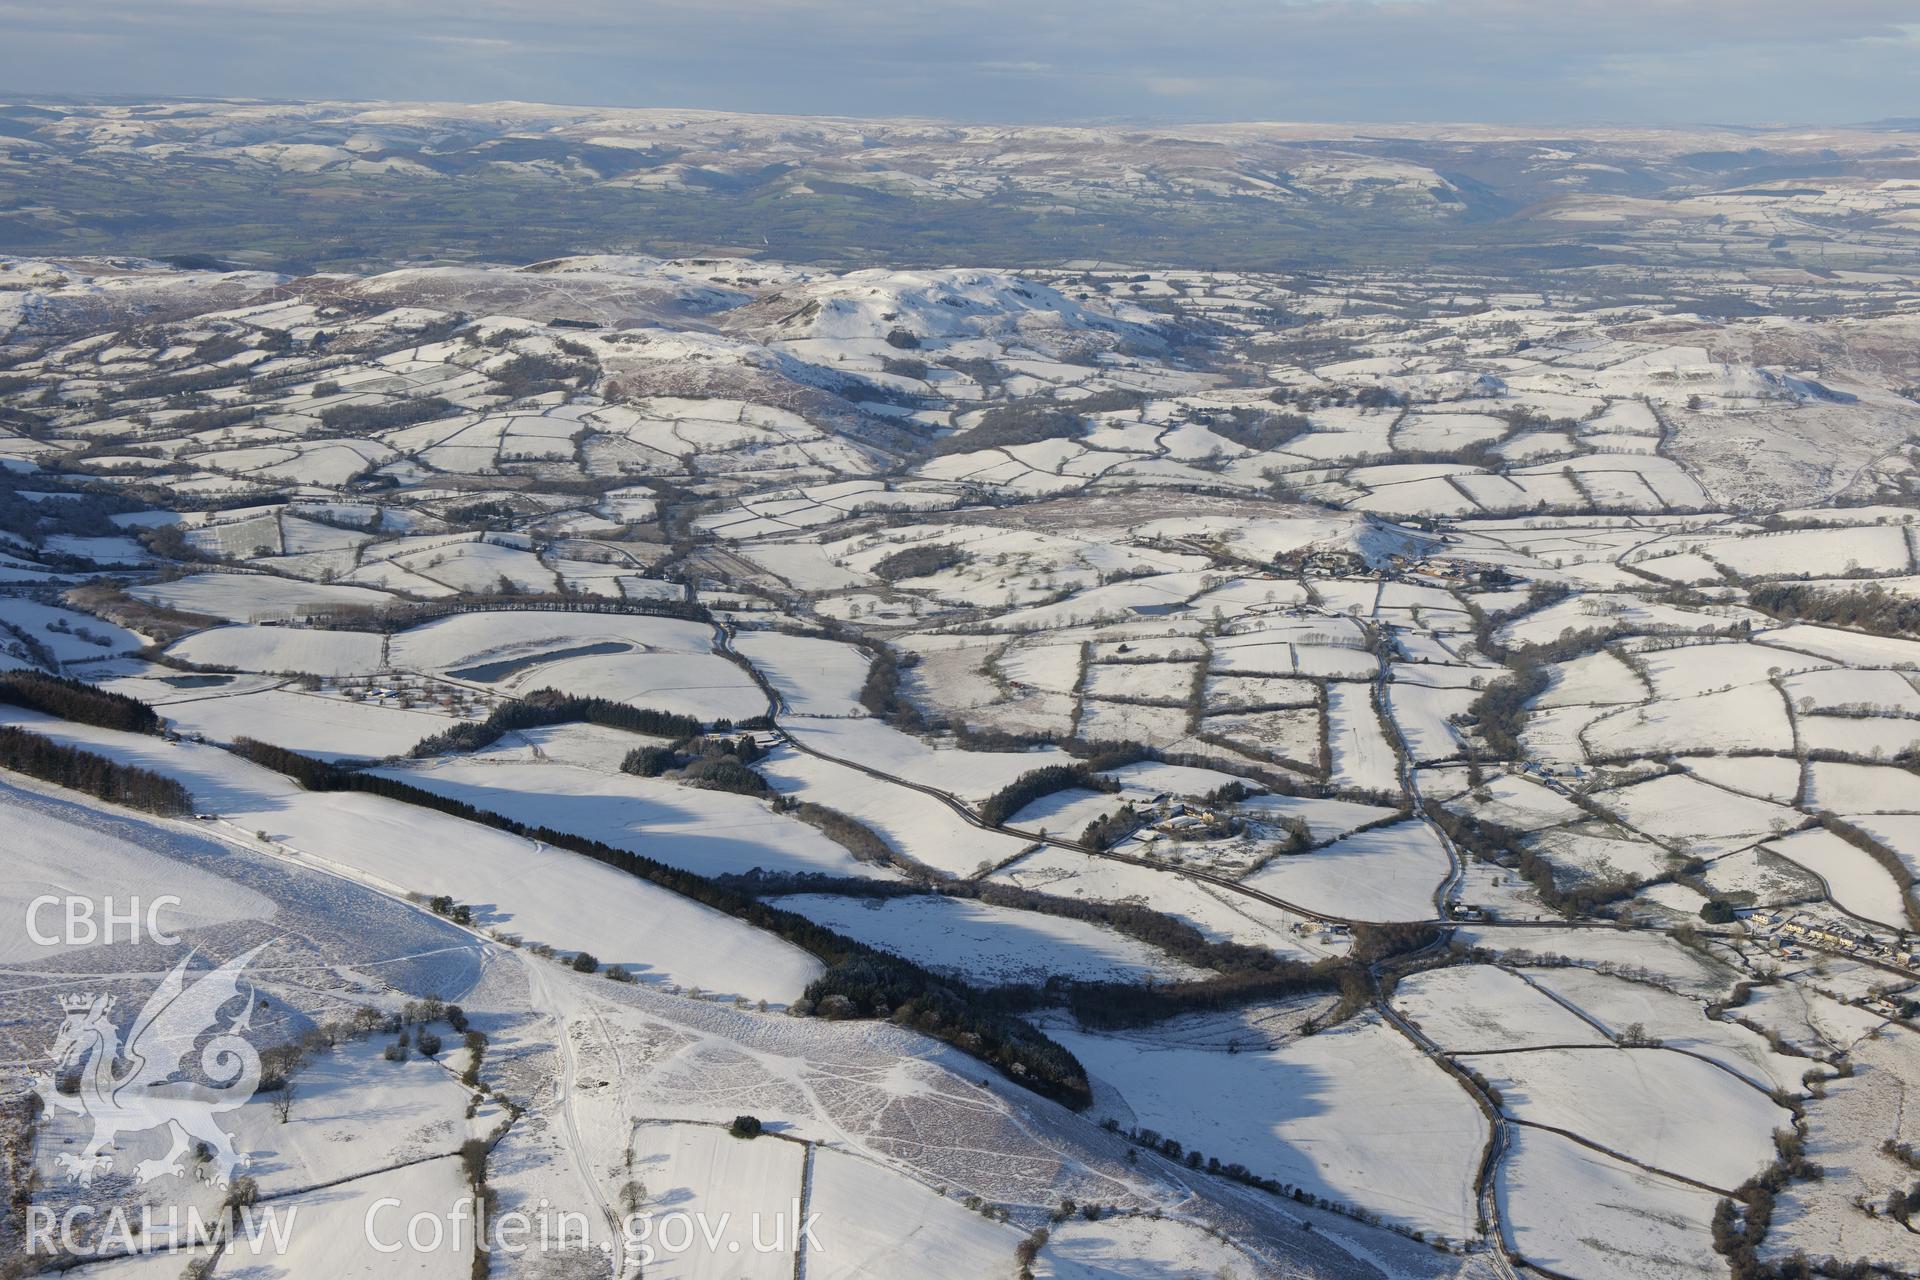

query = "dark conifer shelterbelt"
[[0, 671, 164, 735], [0, 726, 191, 814]]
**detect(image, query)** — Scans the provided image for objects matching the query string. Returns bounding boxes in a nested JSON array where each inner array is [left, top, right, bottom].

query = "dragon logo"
[[37, 944, 266, 1188]]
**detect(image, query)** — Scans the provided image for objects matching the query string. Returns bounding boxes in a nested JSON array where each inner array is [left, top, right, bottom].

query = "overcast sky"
[[3, 1, 1917, 125]]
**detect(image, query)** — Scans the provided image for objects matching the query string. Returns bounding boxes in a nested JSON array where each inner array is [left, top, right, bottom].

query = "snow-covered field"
[[387, 611, 767, 721], [731, 630, 870, 716], [1391, 964, 1608, 1051], [806, 1146, 1023, 1278], [1498, 1126, 1724, 1280], [623, 1123, 805, 1279], [769, 893, 1207, 986], [1242, 820, 1448, 921], [0, 707, 823, 1001], [1764, 1024, 1920, 1275], [1763, 827, 1913, 929], [1054, 1012, 1486, 1242], [130, 573, 399, 621], [0, 778, 277, 960], [991, 846, 1336, 957], [753, 743, 1031, 876], [376, 753, 886, 880], [158, 685, 452, 759], [0, 597, 146, 665], [1475, 1047, 1788, 1191], [1525, 965, 1807, 1092], [1042, 1213, 1265, 1278], [9, 241, 1920, 1276], [164, 624, 386, 675], [782, 716, 1075, 806], [1451, 927, 1737, 999]]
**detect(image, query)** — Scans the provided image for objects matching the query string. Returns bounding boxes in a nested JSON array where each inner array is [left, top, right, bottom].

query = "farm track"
[[181, 814, 614, 1263], [775, 711, 1366, 926], [1452, 1039, 1784, 1099], [1371, 971, 1522, 1280], [97, 583, 1903, 1276], [1367, 618, 1466, 916], [524, 954, 633, 1278], [713, 577, 1915, 1270], [21, 236, 1920, 1280], [715, 616, 1859, 951], [1379, 957, 1756, 1270], [716, 619, 1411, 927], [135, 610, 1914, 984], [23, 808, 531, 1277]]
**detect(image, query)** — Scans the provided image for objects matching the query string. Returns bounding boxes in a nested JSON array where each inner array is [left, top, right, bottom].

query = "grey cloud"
[[2, 0, 1915, 123]]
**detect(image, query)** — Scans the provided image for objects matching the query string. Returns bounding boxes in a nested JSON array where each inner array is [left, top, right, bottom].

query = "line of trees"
[[1750, 582, 1920, 638], [1426, 800, 1641, 917], [1081, 969, 1350, 1029], [1102, 1117, 1403, 1233], [856, 639, 918, 724], [620, 733, 769, 796], [1062, 922, 1435, 1029], [771, 800, 900, 867], [724, 870, 1438, 1029], [1816, 813, 1920, 930], [127, 365, 254, 399], [0, 726, 191, 814], [310, 595, 710, 634], [1463, 654, 1549, 760], [871, 544, 968, 583], [317, 397, 456, 433], [1711, 1114, 1826, 1280], [1467, 582, 1571, 664], [979, 764, 1120, 827], [738, 872, 1296, 981], [0, 671, 163, 735], [222, 737, 1093, 1110], [409, 689, 702, 757], [1197, 407, 1310, 453]]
